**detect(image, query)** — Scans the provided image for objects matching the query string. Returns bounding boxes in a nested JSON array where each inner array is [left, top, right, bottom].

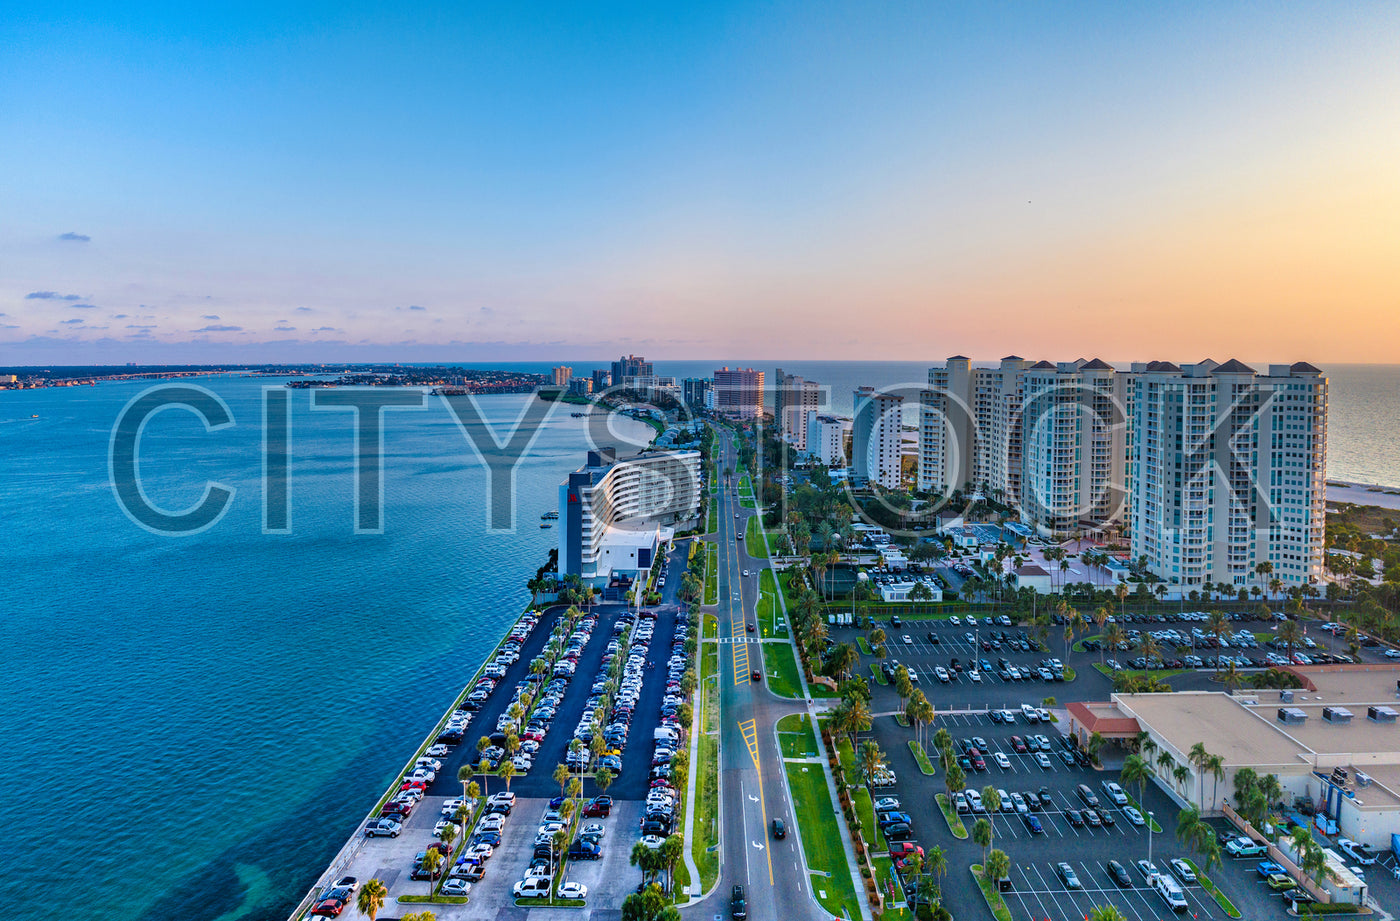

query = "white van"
[[1152, 874, 1188, 912]]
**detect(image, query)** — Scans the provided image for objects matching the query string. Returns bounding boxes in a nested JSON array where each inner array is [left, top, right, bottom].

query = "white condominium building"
[[773, 369, 823, 449], [804, 411, 846, 467], [1127, 359, 1326, 591], [853, 387, 904, 489], [1019, 359, 1125, 535]]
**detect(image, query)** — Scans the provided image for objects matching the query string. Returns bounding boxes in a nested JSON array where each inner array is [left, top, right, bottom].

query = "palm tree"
[[972, 818, 993, 862], [1176, 806, 1202, 848], [1220, 661, 1243, 695], [1115, 581, 1129, 619], [985, 848, 1010, 887], [933, 726, 952, 755], [1121, 754, 1152, 807], [859, 739, 885, 784], [418, 847, 444, 896], [356, 878, 388, 920], [981, 785, 1002, 815], [476, 757, 491, 798], [925, 844, 948, 891], [1173, 763, 1190, 795], [1278, 618, 1303, 661], [1207, 754, 1226, 812], [1187, 742, 1209, 802], [1089, 907, 1128, 921], [660, 834, 685, 892], [497, 760, 517, 791]]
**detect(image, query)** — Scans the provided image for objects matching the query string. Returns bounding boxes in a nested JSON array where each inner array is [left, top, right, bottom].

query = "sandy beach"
[[1327, 480, 1400, 511]]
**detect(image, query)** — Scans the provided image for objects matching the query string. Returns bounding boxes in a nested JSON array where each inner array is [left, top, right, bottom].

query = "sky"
[[2, 1, 1398, 365]]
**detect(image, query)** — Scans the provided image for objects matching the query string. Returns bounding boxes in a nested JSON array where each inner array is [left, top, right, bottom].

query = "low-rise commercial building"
[[1067, 665, 1400, 850]]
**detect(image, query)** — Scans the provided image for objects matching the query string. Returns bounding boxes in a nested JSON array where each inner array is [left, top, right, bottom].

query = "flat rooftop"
[[1114, 692, 1309, 768], [1288, 663, 1400, 703]]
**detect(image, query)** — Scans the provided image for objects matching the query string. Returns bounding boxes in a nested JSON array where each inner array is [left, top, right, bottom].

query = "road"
[[684, 435, 825, 921]]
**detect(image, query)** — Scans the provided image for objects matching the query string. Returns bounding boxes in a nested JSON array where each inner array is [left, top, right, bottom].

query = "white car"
[[1124, 807, 1146, 826], [994, 752, 1011, 769], [950, 616, 961, 625], [513, 878, 551, 899], [640, 834, 666, 849], [968, 670, 982, 682], [425, 743, 449, 757], [557, 881, 588, 900], [463, 843, 494, 861], [1035, 752, 1052, 769], [582, 823, 606, 838], [903, 635, 913, 644]]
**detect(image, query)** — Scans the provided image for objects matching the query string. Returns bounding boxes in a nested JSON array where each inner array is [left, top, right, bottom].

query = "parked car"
[[1057, 862, 1081, 889]]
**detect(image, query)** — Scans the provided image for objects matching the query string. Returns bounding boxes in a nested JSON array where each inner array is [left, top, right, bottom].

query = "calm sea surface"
[[0, 361, 1394, 921]]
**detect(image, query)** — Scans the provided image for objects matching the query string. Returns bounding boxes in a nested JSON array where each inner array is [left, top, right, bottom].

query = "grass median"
[[758, 569, 783, 635], [935, 793, 968, 838], [777, 713, 819, 757], [694, 731, 719, 891], [746, 515, 769, 558], [766, 641, 804, 699], [970, 866, 1012, 921], [784, 761, 861, 921], [1186, 858, 1242, 918], [908, 740, 936, 775], [704, 544, 718, 605]]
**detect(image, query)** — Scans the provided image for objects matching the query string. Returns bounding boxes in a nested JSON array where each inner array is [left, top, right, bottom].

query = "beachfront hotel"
[[1126, 359, 1327, 591], [557, 447, 702, 584]]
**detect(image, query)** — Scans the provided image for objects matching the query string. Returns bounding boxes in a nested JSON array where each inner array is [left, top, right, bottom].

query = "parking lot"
[[314, 548, 696, 918], [850, 612, 1334, 921]]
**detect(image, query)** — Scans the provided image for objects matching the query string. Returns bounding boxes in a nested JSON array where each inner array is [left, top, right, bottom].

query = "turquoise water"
[[0, 377, 654, 921]]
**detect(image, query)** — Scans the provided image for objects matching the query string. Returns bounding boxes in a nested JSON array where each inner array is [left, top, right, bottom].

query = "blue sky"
[[2, 2, 1398, 363]]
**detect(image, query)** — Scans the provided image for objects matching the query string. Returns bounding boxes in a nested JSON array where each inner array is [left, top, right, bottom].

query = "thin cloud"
[[58, 232, 91, 242], [274, 325, 296, 332], [201, 314, 220, 320], [397, 305, 428, 312], [126, 324, 157, 329], [310, 326, 338, 332], [295, 306, 314, 313], [70, 303, 98, 309], [60, 318, 84, 325], [194, 324, 242, 332], [0, 324, 18, 330], [112, 314, 129, 319], [25, 291, 83, 301]]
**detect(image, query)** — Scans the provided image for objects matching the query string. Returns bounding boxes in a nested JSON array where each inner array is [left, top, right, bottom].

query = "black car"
[[926, 632, 941, 644], [731, 884, 748, 920], [1107, 860, 1133, 888], [771, 818, 786, 839], [1065, 809, 1084, 827], [884, 823, 913, 841]]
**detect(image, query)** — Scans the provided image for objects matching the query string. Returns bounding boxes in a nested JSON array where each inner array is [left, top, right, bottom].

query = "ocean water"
[[0, 360, 1395, 921], [0, 377, 655, 921]]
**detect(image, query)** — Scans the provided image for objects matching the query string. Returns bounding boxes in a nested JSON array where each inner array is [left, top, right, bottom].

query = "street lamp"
[[1148, 810, 1155, 865]]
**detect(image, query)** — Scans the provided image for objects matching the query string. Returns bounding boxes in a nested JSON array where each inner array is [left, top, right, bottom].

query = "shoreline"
[[285, 584, 551, 921], [1327, 480, 1400, 512]]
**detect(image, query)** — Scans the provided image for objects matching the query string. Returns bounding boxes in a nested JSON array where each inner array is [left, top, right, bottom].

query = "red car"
[[1010, 736, 1028, 754], [400, 780, 428, 793], [889, 843, 924, 860], [583, 795, 613, 817], [310, 886, 353, 917]]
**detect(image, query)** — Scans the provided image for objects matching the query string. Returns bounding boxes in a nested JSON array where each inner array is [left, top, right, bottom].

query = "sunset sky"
[[2, 2, 1398, 364]]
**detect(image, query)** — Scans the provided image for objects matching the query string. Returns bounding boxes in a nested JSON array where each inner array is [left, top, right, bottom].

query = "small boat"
[[540, 511, 558, 520], [540, 522, 553, 529]]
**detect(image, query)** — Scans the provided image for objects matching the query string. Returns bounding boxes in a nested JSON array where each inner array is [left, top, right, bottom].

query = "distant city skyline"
[[3, 3, 1398, 363]]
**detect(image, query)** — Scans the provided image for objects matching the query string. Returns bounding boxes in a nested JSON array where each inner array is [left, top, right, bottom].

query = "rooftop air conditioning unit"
[[1281, 690, 1295, 703], [1278, 707, 1307, 725], [1367, 706, 1398, 724], [1323, 706, 1353, 724], [1356, 772, 1372, 787]]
